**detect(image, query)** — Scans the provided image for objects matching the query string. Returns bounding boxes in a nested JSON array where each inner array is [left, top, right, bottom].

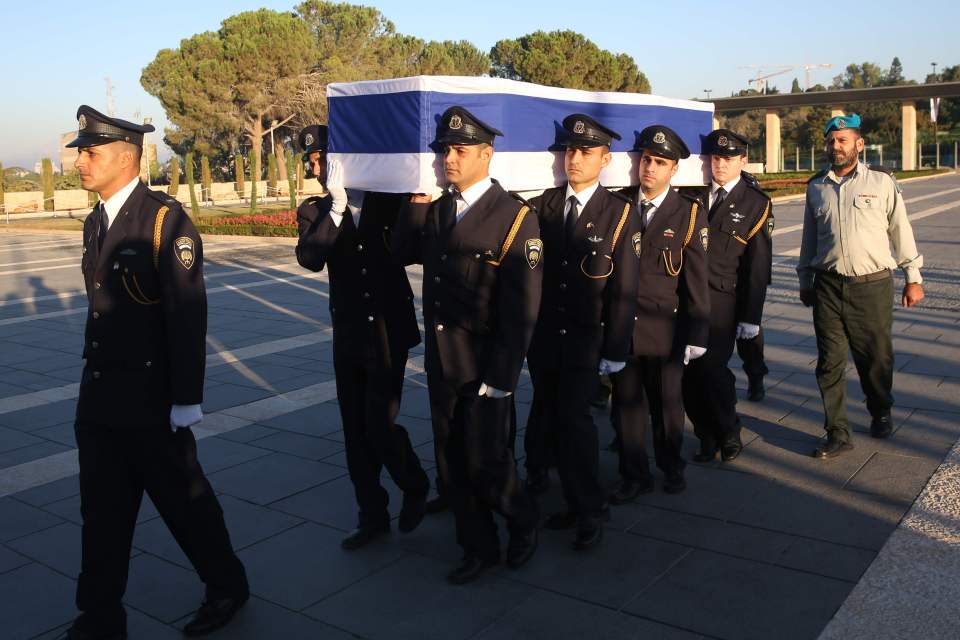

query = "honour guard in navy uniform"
[[295, 125, 430, 551], [525, 114, 640, 550], [610, 125, 710, 499], [392, 106, 542, 584], [683, 129, 773, 463], [67, 106, 248, 639]]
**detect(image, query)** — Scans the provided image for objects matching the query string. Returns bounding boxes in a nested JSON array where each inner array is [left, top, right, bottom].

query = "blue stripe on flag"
[[329, 91, 710, 155]]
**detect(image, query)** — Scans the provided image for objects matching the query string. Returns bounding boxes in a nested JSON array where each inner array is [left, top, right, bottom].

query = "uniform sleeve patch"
[[632, 232, 642, 257], [175, 237, 196, 270], [524, 238, 543, 269], [699, 227, 709, 252]]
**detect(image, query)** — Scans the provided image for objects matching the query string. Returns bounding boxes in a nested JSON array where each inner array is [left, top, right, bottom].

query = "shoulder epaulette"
[[740, 170, 760, 187], [679, 190, 703, 206], [868, 165, 893, 176], [508, 190, 536, 213], [807, 169, 828, 184], [145, 188, 181, 208], [605, 188, 633, 205]]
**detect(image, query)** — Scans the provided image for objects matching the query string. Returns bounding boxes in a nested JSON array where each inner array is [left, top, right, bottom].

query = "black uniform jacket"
[[707, 173, 773, 326], [295, 192, 420, 365], [618, 186, 710, 357], [76, 181, 206, 428], [526, 185, 640, 371], [391, 179, 543, 392]]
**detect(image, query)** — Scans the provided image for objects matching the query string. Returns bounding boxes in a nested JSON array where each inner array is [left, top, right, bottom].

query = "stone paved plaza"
[[1, 173, 959, 639]]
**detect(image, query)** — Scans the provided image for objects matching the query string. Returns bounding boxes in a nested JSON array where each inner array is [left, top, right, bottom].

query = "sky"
[[3, 0, 958, 169]]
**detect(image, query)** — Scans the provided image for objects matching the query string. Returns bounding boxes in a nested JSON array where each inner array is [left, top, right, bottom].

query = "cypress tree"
[[167, 156, 181, 197], [41, 158, 55, 211], [267, 152, 278, 194], [296, 157, 304, 193], [248, 149, 258, 213], [185, 152, 199, 216], [285, 150, 296, 208], [235, 153, 245, 196], [200, 155, 212, 202], [0, 162, 4, 213]]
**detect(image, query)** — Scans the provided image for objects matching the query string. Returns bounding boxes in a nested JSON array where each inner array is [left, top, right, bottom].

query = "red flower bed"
[[214, 209, 297, 227]]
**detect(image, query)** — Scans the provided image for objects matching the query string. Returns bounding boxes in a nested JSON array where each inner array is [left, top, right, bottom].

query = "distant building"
[[60, 131, 78, 173]]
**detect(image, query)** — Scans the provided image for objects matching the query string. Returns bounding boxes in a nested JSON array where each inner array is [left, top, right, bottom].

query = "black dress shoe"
[[524, 468, 551, 495], [693, 440, 718, 462], [747, 376, 766, 402], [425, 494, 449, 514], [720, 435, 743, 462], [573, 521, 603, 551], [398, 491, 428, 533], [182, 592, 249, 637], [609, 478, 654, 504], [506, 528, 538, 569], [66, 616, 127, 640], [341, 523, 390, 550], [813, 436, 854, 459], [447, 555, 497, 584], [662, 472, 687, 494], [870, 413, 893, 439]]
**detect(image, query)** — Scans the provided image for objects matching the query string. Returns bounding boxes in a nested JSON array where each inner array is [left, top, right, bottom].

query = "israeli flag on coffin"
[[327, 75, 714, 195]]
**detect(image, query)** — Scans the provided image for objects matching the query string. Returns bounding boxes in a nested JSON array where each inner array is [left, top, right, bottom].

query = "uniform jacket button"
[[434, 300, 440, 308], [92, 311, 100, 319], [94, 282, 101, 290], [561, 260, 568, 266], [145, 361, 152, 367], [434, 276, 441, 283], [367, 316, 374, 322], [357, 244, 364, 251], [92, 371, 101, 379], [437, 323, 445, 332], [560, 283, 567, 290], [360, 268, 367, 275], [559, 329, 566, 335], [441, 254, 447, 261], [91, 341, 99, 349], [363, 292, 371, 298]]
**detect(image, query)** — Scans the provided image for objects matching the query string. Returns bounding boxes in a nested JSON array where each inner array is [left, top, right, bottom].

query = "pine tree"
[[185, 152, 199, 216], [200, 155, 212, 202], [248, 148, 258, 213], [167, 156, 181, 197], [41, 158, 55, 211]]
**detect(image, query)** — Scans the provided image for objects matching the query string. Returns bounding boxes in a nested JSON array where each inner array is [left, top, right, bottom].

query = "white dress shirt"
[[564, 181, 600, 220], [453, 176, 493, 222], [709, 175, 741, 210], [101, 176, 141, 229], [639, 186, 671, 227]]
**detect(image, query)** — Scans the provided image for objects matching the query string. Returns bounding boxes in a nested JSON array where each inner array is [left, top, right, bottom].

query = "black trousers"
[[737, 327, 769, 378], [75, 422, 247, 624], [523, 380, 554, 474], [334, 347, 429, 526], [813, 272, 894, 442], [433, 379, 539, 561], [528, 366, 605, 519], [683, 290, 740, 444], [611, 355, 686, 480]]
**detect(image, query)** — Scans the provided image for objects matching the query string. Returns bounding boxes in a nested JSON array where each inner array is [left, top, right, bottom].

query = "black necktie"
[[97, 204, 108, 251], [439, 191, 457, 242], [640, 201, 654, 232], [709, 187, 727, 219], [565, 196, 579, 249]]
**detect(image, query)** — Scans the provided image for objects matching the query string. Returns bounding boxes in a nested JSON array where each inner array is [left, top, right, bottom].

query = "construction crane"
[[739, 65, 792, 94], [801, 63, 833, 90]]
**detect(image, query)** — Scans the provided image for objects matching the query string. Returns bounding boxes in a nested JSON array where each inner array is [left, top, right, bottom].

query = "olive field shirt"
[[797, 162, 923, 289]]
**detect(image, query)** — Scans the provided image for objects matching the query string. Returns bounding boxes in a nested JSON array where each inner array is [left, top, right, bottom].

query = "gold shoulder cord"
[[664, 201, 699, 277], [153, 206, 169, 271], [581, 201, 631, 280], [485, 205, 529, 267], [744, 201, 770, 241]]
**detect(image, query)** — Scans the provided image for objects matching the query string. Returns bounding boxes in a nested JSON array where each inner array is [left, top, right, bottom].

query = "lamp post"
[[931, 63, 939, 168], [143, 117, 153, 187], [703, 89, 713, 100]]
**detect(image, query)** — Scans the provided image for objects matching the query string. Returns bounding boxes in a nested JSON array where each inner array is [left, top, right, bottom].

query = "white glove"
[[478, 383, 512, 398], [598, 359, 626, 375], [683, 345, 707, 365], [325, 158, 348, 215], [736, 322, 761, 340], [170, 404, 203, 431]]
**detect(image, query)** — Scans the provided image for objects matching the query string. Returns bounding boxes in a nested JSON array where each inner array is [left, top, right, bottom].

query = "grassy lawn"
[[758, 167, 953, 198]]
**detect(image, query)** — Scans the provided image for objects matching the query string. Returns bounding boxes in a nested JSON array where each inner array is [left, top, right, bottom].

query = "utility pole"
[[932, 62, 940, 168], [703, 89, 713, 100], [104, 77, 116, 117]]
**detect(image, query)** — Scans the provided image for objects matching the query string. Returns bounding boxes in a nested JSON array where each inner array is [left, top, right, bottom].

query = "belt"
[[817, 269, 891, 284]]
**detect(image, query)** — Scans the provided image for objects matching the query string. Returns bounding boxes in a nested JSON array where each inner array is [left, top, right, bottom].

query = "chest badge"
[[730, 212, 744, 223], [524, 238, 543, 269], [663, 228, 675, 238], [699, 228, 709, 251], [632, 232, 642, 258], [175, 237, 196, 270]]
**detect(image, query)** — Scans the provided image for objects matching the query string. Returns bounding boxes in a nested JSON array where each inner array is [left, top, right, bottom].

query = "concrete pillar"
[[901, 101, 917, 171], [765, 109, 781, 173], [712, 115, 720, 131], [830, 105, 845, 117]]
